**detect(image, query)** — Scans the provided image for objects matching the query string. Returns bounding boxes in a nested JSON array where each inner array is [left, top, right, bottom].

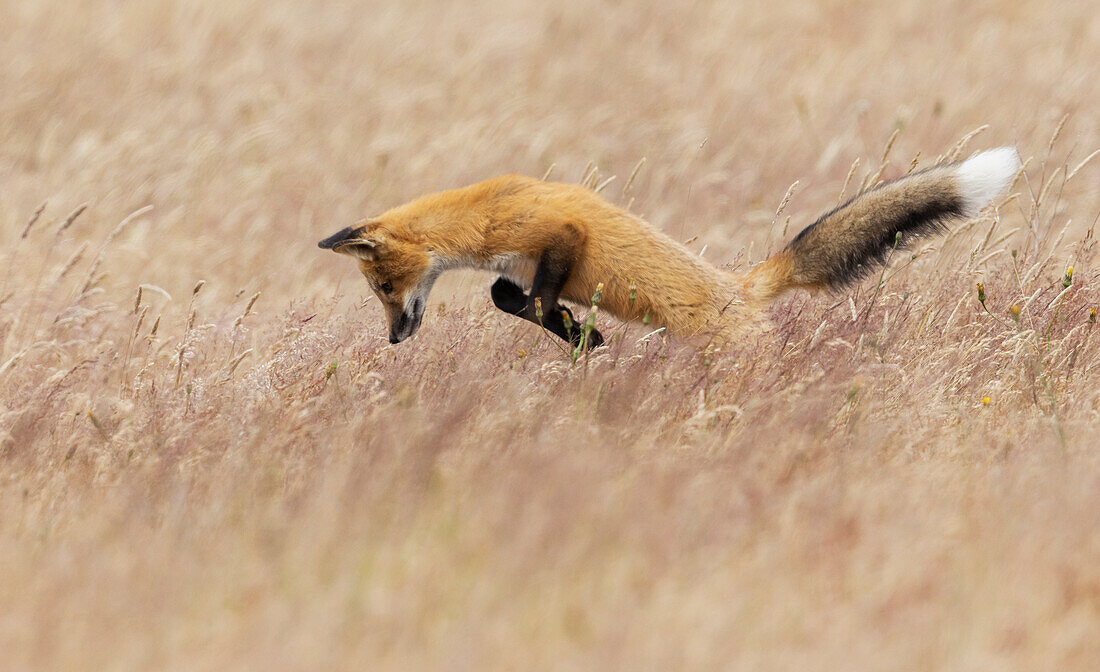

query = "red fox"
[[319, 148, 1020, 349]]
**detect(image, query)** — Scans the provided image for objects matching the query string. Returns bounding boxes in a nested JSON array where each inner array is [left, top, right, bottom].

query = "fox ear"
[[317, 226, 385, 260]]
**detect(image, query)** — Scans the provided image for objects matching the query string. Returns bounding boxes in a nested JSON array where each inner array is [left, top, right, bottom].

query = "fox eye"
[[380, 281, 393, 294]]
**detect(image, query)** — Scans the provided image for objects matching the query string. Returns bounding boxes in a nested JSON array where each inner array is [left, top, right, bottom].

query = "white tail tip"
[[956, 147, 1021, 216]]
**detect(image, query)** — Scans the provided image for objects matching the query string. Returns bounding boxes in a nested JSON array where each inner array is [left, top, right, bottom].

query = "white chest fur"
[[430, 252, 535, 289]]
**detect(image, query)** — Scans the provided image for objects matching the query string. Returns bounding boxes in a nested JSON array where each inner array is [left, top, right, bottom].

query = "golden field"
[[2, 0, 1099, 669]]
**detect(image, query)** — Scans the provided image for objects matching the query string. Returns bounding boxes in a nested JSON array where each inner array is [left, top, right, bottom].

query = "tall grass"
[[2, 0, 1099, 669]]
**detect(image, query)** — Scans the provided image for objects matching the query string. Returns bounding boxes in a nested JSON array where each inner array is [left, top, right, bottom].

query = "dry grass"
[[2, 1, 1100, 669]]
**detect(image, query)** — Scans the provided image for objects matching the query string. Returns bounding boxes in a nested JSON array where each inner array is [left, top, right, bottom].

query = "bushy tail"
[[749, 147, 1021, 300]]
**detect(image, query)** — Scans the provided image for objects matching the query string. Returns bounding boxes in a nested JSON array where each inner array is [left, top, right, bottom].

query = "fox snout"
[[389, 296, 425, 344]]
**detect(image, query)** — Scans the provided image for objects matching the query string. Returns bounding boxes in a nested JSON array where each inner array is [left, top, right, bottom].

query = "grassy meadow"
[[2, 0, 1099, 669]]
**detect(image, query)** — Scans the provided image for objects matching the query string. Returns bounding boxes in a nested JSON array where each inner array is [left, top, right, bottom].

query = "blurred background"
[[5, 0, 1098, 304], [2, 1, 1099, 670]]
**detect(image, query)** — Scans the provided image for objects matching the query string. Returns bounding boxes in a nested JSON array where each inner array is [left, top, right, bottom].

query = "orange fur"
[[321, 148, 1018, 348], [335, 175, 764, 345]]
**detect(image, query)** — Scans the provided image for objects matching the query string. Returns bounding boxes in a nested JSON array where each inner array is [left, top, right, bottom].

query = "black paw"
[[490, 277, 528, 315], [569, 323, 605, 349], [584, 327, 605, 348]]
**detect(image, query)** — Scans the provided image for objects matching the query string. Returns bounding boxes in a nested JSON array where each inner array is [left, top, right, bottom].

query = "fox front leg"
[[492, 243, 605, 348], [490, 278, 604, 348]]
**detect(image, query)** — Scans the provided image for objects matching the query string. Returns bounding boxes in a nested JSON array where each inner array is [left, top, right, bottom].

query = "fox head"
[[318, 222, 435, 343]]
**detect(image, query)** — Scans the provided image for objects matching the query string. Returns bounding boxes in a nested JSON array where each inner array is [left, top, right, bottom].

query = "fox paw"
[[490, 277, 527, 315], [572, 326, 605, 349]]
